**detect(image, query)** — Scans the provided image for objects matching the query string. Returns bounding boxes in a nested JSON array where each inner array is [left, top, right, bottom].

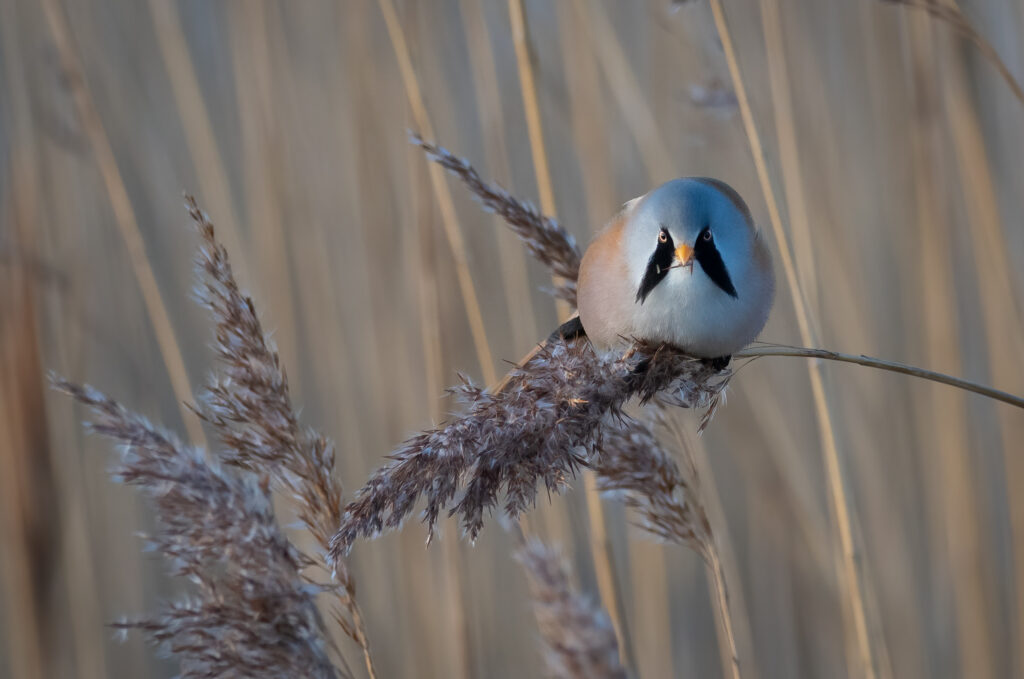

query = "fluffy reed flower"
[[190, 196, 341, 548], [187, 197, 373, 671], [51, 379, 339, 679], [594, 411, 741, 676], [594, 417, 711, 557], [516, 541, 626, 679], [412, 133, 581, 304], [328, 339, 726, 563], [54, 198, 375, 678]]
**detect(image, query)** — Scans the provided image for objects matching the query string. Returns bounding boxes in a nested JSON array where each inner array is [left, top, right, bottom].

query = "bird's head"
[[624, 178, 758, 305]]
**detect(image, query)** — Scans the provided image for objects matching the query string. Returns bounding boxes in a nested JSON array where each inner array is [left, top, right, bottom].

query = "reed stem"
[[882, 0, 1024, 108], [706, 548, 741, 679], [738, 344, 1024, 410], [40, 0, 205, 448], [375, 0, 498, 385], [708, 2, 881, 675]]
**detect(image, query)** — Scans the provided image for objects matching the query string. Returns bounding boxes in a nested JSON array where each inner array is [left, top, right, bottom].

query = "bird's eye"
[[658, 229, 668, 243], [702, 229, 713, 241]]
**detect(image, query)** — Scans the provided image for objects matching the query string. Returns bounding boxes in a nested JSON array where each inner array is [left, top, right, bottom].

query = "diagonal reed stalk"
[[760, 0, 820, 319], [879, 0, 1024, 108], [226, 5, 305, 394], [457, 0, 540, 349], [572, 0, 674, 180], [738, 344, 1024, 410], [374, 0, 497, 386], [708, 1, 882, 676], [146, 0, 250, 285], [507, 0, 558, 229], [39, 0, 206, 448], [412, 135, 580, 301]]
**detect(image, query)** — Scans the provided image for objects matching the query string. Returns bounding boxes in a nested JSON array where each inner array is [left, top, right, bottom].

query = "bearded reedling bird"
[[495, 177, 774, 392], [574, 177, 774, 361]]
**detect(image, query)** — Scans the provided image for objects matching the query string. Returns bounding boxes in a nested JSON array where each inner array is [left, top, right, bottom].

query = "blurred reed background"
[[2, 0, 1024, 677]]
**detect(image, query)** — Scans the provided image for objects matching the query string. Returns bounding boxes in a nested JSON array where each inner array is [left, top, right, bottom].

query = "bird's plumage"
[[577, 178, 774, 358]]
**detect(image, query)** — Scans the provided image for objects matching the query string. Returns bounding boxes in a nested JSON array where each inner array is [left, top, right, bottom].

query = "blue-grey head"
[[623, 177, 760, 305]]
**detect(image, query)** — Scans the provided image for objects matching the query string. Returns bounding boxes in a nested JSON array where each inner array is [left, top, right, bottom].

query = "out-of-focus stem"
[[375, 0, 498, 385], [706, 548, 741, 679], [708, 2, 880, 676], [39, 0, 205, 448], [507, 0, 570, 323]]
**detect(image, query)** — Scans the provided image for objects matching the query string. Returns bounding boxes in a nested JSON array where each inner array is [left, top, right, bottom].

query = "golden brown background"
[[2, 0, 1024, 677]]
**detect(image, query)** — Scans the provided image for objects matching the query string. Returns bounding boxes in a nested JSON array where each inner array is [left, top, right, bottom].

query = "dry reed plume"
[[53, 198, 374, 678], [594, 417, 709, 554], [187, 197, 375, 677], [516, 541, 627, 679], [50, 379, 339, 679], [592, 409, 741, 677], [328, 339, 727, 560], [412, 133, 581, 304]]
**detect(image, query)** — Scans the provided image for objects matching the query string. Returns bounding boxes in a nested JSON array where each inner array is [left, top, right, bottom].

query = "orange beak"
[[675, 243, 693, 266]]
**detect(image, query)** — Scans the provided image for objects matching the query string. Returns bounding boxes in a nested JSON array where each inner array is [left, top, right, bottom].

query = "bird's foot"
[[706, 355, 731, 371]]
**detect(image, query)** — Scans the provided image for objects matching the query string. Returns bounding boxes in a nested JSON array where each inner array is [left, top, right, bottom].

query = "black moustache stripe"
[[695, 231, 738, 298], [636, 229, 675, 304]]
